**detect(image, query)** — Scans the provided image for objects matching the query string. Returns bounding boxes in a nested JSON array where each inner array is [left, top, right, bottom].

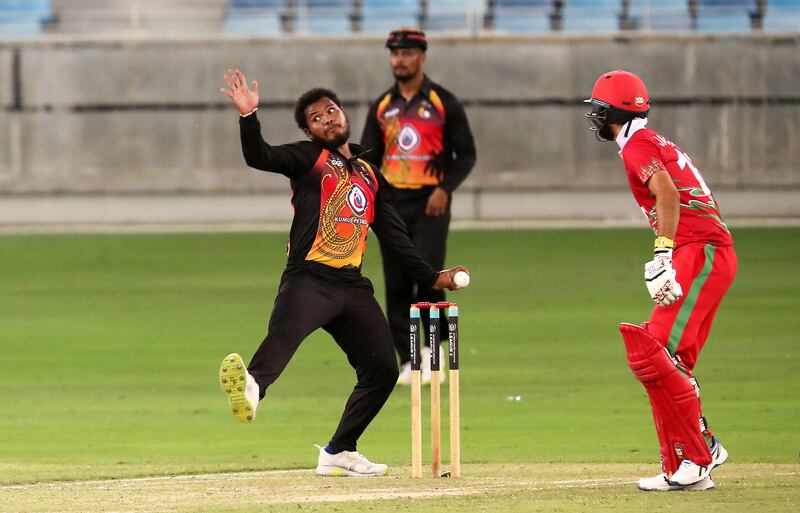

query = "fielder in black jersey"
[[218, 69, 468, 477], [361, 28, 476, 385]]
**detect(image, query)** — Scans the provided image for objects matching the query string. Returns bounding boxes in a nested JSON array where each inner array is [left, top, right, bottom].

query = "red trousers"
[[647, 243, 737, 371], [642, 242, 736, 473]]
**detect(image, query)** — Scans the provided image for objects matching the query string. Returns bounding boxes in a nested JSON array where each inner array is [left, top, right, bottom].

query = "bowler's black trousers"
[[247, 267, 398, 453], [378, 191, 450, 364]]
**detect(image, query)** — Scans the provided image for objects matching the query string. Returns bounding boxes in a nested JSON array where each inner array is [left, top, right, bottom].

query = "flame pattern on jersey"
[[675, 182, 730, 233], [375, 89, 446, 189], [317, 162, 362, 259], [622, 128, 733, 247], [305, 150, 377, 268], [643, 185, 730, 235]]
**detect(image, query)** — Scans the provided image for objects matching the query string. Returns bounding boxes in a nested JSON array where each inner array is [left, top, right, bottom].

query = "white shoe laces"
[[348, 452, 379, 471]]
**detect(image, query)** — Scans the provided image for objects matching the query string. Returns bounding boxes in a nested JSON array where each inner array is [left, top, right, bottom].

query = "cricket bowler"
[[218, 69, 468, 477]]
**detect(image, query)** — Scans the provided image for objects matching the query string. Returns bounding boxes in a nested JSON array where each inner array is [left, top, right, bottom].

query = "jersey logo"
[[346, 183, 369, 217], [418, 100, 432, 119], [397, 124, 421, 152]]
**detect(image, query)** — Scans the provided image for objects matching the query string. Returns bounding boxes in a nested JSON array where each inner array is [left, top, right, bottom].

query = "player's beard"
[[393, 70, 413, 82], [597, 123, 615, 142], [317, 123, 351, 150], [392, 64, 419, 83]]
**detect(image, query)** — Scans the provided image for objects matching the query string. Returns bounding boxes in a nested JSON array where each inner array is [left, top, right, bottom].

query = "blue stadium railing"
[[695, 0, 761, 31], [222, 1, 792, 35], [561, 0, 621, 32], [625, 0, 694, 31], [1, 1, 798, 37], [489, 0, 554, 33]]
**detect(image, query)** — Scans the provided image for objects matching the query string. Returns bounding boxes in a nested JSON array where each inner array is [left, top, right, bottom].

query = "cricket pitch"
[[3, 463, 797, 513]]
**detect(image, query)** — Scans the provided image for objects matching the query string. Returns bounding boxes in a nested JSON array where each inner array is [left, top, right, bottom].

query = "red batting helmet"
[[587, 70, 650, 113], [584, 70, 650, 141]]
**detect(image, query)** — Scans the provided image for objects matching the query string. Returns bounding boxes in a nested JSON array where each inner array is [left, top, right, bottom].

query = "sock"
[[324, 444, 338, 455]]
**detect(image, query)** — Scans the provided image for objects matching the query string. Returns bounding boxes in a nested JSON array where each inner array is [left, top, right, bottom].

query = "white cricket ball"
[[453, 270, 470, 288]]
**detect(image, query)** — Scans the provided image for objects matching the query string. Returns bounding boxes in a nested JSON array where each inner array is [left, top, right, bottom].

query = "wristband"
[[654, 236, 675, 249], [653, 236, 674, 259], [240, 107, 258, 118]]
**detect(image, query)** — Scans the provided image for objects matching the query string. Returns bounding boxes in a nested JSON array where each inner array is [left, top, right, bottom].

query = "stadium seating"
[[561, 0, 620, 32], [489, 0, 553, 33], [2, 1, 791, 37], [225, 0, 284, 35], [763, 0, 800, 30], [220, 0, 796, 36], [0, 0, 50, 36], [44, 0, 226, 34], [627, 0, 694, 31], [695, 0, 759, 31], [302, 0, 354, 34], [425, 0, 483, 32], [361, 0, 419, 34]]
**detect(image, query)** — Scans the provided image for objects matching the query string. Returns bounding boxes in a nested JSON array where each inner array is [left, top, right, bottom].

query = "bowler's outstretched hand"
[[220, 68, 259, 115], [434, 266, 470, 291]]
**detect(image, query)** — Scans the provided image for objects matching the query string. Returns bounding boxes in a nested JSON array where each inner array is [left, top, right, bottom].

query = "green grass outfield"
[[1, 228, 798, 512]]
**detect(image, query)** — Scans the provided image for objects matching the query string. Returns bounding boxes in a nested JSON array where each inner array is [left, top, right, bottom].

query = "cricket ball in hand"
[[453, 270, 470, 288]]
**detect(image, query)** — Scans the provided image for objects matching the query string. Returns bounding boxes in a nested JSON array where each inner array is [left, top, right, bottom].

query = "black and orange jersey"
[[361, 75, 476, 195], [239, 112, 438, 286]]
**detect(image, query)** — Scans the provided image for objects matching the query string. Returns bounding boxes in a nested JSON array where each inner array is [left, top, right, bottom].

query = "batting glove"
[[644, 237, 683, 306]]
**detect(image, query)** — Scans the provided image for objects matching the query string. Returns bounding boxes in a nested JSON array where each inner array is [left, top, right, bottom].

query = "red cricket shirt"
[[618, 118, 733, 247]]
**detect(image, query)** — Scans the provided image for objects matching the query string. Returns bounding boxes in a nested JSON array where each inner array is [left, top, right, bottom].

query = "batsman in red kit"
[[585, 70, 737, 491]]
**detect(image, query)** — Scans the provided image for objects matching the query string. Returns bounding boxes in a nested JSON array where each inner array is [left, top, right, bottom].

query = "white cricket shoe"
[[396, 361, 412, 386], [315, 445, 388, 477], [637, 473, 715, 491], [420, 346, 446, 386], [669, 436, 729, 486], [219, 353, 259, 423]]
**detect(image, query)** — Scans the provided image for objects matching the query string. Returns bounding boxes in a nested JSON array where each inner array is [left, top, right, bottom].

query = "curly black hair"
[[294, 87, 342, 130]]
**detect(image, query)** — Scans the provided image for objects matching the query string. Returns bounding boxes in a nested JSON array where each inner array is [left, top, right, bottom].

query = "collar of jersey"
[[616, 117, 649, 153], [319, 143, 366, 162], [390, 74, 432, 101]]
